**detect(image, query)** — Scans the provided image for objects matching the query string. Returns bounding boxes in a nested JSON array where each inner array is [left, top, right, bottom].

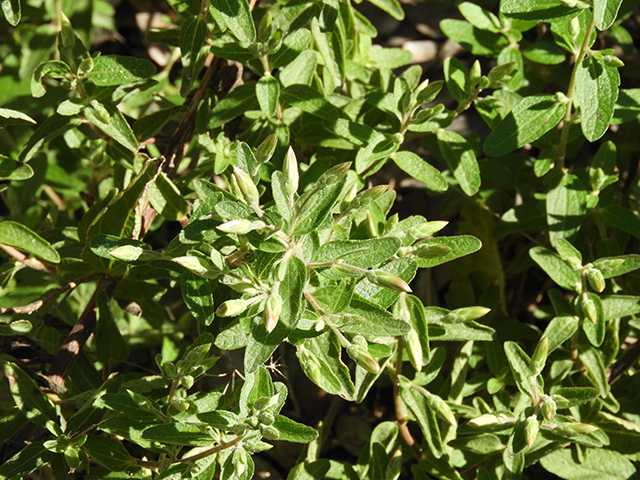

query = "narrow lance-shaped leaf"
[[210, 0, 256, 44], [256, 75, 280, 117], [484, 94, 565, 157], [147, 171, 189, 221], [179, 15, 208, 96], [181, 272, 216, 326], [392, 151, 448, 193], [1, 362, 57, 426], [96, 290, 129, 363], [1, 0, 21, 25], [504, 341, 536, 400], [0, 107, 36, 128], [83, 101, 139, 153]]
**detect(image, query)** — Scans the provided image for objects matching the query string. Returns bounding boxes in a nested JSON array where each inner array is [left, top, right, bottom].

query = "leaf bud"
[[77, 56, 94, 78], [468, 412, 516, 427], [217, 219, 254, 234], [109, 245, 143, 262], [524, 414, 539, 447], [172, 255, 210, 276], [568, 16, 581, 46], [603, 55, 625, 68], [443, 306, 491, 323], [346, 343, 380, 375], [256, 134, 278, 164], [426, 392, 457, 427], [216, 299, 249, 317], [60, 13, 76, 49], [171, 398, 190, 412], [332, 261, 366, 278], [90, 101, 111, 124], [488, 62, 516, 88], [404, 328, 424, 372], [264, 293, 282, 332], [540, 396, 557, 420], [258, 411, 275, 426], [416, 79, 444, 105], [566, 256, 582, 271], [580, 296, 598, 324], [261, 425, 280, 440], [180, 375, 195, 390], [530, 336, 549, 376], [233, 166, 260, 206], [587, 268, 606, 293], [283, 146, 299, 198], [470, 60, 482, 88], [556, 422, 598, 434], [407, 221, 449, 240], [258, 11, 274, 42], [366, 269, 412, 293], [233, 423, 249, 436], [392, 132, 404, 144], [253, 394, 279, 411]]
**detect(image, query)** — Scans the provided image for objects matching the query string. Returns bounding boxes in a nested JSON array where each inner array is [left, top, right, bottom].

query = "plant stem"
[[393, 337, 423, 459], [555, 12, 596, 170]]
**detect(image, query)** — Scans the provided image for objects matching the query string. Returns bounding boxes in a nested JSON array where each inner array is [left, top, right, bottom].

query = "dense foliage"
[[1, 0, 640, 478]]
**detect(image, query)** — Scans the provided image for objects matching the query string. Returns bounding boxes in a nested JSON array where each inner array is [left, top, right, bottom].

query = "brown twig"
[[45, 276, 116, 394], [136, 434, 246, 469], [393, 337, 423, 459], [0, 243, 56, 272]]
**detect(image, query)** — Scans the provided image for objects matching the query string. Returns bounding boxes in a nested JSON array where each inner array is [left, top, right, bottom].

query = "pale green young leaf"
[[554, 238, 582, 262], [392, 151, 448, 193], [256, 75, 280, 117], [141, 423, 216, 446], [594, 254, 640, 278], [0, 221, 60, 263], [210, 0, 256, 44], [269, 29, 313, 70], [594, 412, 640, 460], [355, 258, 417, 309], [398, 375, 443, 458], [315, 237, 401, 271], [523, 40, 566, 64], [368, 47, 413, 70], [428, 321, 495, 342], [341, 294, 411, 337], [601, 295, 640, 321], [87, 55, 156, 86], [484, 94, 565, 157], [281, 84, 341, 121], [554, 387, 600, 408], [575, 56, 620, 142], [96, 290, 129, 363], [543, 316, 580, 353], [436, 129, 481, 196], [594, 0, 623, 31], [148, 171, 189, 221], [412, 235, 482, 268]]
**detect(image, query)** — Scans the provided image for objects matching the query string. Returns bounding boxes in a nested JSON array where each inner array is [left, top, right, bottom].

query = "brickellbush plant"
[[1, 0, 640, 478]]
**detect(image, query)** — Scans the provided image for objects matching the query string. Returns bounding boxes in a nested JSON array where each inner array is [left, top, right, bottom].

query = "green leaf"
[[579, 347, 610, 398], [87, 55, 156, 86], [1, 361, 57, 427], [428, 320, 495, 342], [281, 84, 341, 121], [311, 17, 343, 89], [547, 172, 588, 244], [181, 272, 217, 326], [504, 341, 535, 400], [148, 171, 189, 221], [142, 423, 215, 446], [211, 0, 256, 44], [256, 75, 280, 117], [19, 115, 83, 163], [501, 0, 580, 21], [316, 237, 400, 271], [1, 0, 21, 25], [523, 40, 567, 65], [595, 412, 640, 460], [133, 105, 189, 141], [355, 258, 417, 309], [82, 435, 134, 471], [279, 50, 319, 88], [0, 442, 51, 479], [366, 0, 404, 21], [543, 316, 580, 353], [84, 101, 139, 153], [581, 292, 606, 347], [179, 15, 208, 96], [459, 2, 501, 32], [495, 203, 547, 237], [601, 295, 640, 321], [530, 246, 581, 291], [554, 387, 600, 408], [0, 107, 36, 128], [600, 204, 640, 240], [0, 221, 60, 263], [440, 19, 508, 56], [273, 415, 318, 443], [443, 57, 469, 103], [342, 294, 411, 337], [413, 235, 482, 268], [540, 447, 635, 480], [399, 375, 443, 458], [96, 290, 129, 363], [484, 94, 565, 157], [436, 129, 481, 196], [594, 0, 623, 31], [575, 56, 620, 142], [392, 151, 448, 193], [100, 393, 163, 424], [209, 83, 259, 129]]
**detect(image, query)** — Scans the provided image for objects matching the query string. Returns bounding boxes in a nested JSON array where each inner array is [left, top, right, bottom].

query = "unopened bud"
[[262, 425, 280, 440], [366, 270, 412, 293], [346, 343, 380, 375], [258, 411, 275, 425], [580, 296, 598, 324], [256, 134, 278, 164], [524, 415, 539, 447], [160, 361, 177, 379], [470, 60, 482, 87], [603, 55, 624, 68], [443, 306, 491, 323], [233, 167, 259, 206], [566, 256, 582, 271], [180, 375, 195, 389], [530, 336, 549, 376], [587, 268, 605, 293], [264, 293, 282, 332], [407, 221, 449, 240], [283, 147, 299, 198], [404, 328, 423, 372], [172, 256, 210, 276], [568, 17, 580, 46], [556, 422, 598, 434], [172, 399, 190, 412], [386, 449, 402, 480], [427, 392, 457, 427], [216, 299, 249, 317], [60, 13, 75, 49], [77, 56, 94, 78], [469, 412, 516, 427], [110, 245, 144, 261], [90, 101, 111, 124], [217, 219, 254, 234], [488, 62, 516, 88], [541, 397, 557, 420], [233, 423, 249, 436]]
